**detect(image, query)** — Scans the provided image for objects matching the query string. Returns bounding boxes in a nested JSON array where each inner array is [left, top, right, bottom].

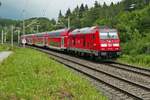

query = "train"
[[21, 26, 121, 59]]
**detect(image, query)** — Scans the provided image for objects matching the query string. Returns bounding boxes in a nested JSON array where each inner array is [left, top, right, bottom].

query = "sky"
[[0, 0, 122, 20]]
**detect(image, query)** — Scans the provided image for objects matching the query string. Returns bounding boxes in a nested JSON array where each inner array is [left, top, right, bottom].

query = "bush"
[[119, 54, 150, 68]]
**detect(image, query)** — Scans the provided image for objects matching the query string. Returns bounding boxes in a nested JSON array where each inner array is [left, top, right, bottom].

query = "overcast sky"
[[0, 0, 122, 20]]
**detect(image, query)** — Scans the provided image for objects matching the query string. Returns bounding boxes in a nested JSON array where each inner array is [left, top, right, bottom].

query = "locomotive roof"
[[23, 32, 47, 37], [100, 29, 117, 32], [71, 26, 117, 35], [47, 28, 69, 36], [71, 27, 94, 34], [98, 26, 117, 32], [23, 34, 34, 37], [23, 28, 69, 37], [35, 32, 47, 36]]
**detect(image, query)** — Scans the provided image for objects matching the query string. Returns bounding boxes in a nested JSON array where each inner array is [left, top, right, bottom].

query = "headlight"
[[101, 44, 107, 47], [113, 43, 119, 47]]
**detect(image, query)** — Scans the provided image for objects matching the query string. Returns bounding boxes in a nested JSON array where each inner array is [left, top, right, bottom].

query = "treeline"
[[0, 0, 149, 35], [57, 0, 150, 28], [0, 17, 57, 41], [23, 17, 56, 34], [0, 17, 56, 33]]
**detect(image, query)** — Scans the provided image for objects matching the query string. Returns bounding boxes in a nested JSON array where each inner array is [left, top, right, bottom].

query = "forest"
[[0, 0, 150, 66]]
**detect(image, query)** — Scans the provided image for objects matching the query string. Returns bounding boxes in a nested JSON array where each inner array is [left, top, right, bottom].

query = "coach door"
[[45, 36, 48, 46], [61, 37, 65, 49]]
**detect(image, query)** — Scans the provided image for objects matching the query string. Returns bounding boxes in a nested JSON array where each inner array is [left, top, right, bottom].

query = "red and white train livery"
[[21, 26, 121, 58]]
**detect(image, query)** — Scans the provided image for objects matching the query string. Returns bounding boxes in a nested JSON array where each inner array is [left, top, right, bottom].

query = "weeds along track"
[[29, 46, 150, 100]]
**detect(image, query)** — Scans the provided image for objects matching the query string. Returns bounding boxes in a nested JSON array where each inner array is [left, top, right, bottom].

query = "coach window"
[[74, 37, 76, 46], [86, 42, 88, 47], [93, 35, 95, 40], [83, 36, 86, 47]]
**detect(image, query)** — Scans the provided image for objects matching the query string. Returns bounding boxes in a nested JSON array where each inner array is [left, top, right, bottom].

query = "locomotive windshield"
[[100, 31, 118, 39]]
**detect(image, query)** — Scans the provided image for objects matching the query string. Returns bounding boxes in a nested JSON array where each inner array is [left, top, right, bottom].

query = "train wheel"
[[81, 52, 84, 57], [92, 55, 96, 60]]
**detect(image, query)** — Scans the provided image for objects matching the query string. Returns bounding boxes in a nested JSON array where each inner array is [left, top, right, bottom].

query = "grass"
[[0, 44, 14, 51], [118, 54, 150, 68], [0, 45, 107, 100]]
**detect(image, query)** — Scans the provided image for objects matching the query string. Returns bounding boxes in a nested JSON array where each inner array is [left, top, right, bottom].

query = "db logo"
[[108, 44, 112, 47]]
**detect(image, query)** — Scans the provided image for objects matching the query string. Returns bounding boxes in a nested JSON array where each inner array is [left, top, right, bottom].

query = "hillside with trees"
[[0, 17, 56, 41], [0, 0, 150, 67]]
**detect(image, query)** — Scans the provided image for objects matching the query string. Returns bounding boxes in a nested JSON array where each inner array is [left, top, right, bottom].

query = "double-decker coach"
[[46, 28, 70, 50], [23, 28, 70, 50]]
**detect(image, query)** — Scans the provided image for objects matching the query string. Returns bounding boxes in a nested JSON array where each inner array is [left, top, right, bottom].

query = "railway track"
[[107, 62, 150, 77], [29, 46, 150, 100]]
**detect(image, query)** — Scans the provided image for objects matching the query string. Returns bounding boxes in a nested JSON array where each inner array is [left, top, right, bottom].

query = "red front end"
[[68, 26, 121, 58], [97, 28, 121, 57]]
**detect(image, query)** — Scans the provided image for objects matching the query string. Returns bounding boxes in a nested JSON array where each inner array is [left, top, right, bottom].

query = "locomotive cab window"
[[109, 32, 119, 39], [100, 31, 118, 39]]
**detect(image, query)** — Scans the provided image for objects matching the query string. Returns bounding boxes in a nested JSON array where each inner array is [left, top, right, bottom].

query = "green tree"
[[94, 1, 100, 8], [58, 10, 63, 18], [79, 4, 85, 18], [65, 8, 71, 17], [103, 2, 107, 8], [85, 4, 88, 10]]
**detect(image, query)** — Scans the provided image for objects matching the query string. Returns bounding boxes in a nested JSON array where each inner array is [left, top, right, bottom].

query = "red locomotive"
[[21, 26, 121, 58]]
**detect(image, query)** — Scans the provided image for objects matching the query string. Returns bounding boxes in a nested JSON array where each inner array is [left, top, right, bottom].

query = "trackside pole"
[[11, 25, 14, 47], [4, 32, 7, 43], [18, 30, 20, 45], [1, 30, 3, 44]]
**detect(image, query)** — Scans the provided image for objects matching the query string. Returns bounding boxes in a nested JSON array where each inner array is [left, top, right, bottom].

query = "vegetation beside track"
[[116, 5, 150, 68], [0, 45, 107, 100], [0, 44, 14, 51], [118, 54, 150, 68]]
